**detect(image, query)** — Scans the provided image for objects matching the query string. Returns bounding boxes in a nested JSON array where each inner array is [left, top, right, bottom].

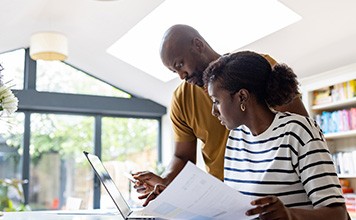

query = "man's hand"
[[132, 171, 165, 194], [138, 184, 166, 207], [245, 196, 292, 220]]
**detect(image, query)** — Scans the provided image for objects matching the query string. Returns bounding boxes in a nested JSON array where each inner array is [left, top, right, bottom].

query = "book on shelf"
[[343, 152, 356, 175], [313, 79, 356, 105], [347, 80, 356, 98], [313, 87, 332, 105], [332, 151, 356, 176], [344, 193, 356, 213], [341, 109, 351, 131], [315, 108, 356, 134], [351, 108, 356, 130]]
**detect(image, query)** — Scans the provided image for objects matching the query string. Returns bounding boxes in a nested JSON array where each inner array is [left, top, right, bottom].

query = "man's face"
[[208, 81, 242, 130], [161, 43, 209, 87]]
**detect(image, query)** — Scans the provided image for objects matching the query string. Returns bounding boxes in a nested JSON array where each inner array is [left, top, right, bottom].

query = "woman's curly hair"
[[203, 51, 299, 107]]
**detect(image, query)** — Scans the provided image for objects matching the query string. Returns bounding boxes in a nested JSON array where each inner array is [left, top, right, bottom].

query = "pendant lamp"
[[30, 32, 68, 61]]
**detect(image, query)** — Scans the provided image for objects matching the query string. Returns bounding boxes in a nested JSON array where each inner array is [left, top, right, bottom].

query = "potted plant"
[[0, 178, 30, 212]]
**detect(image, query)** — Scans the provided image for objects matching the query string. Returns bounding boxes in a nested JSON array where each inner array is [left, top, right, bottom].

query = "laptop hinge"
[[125, 210, 133, 219]]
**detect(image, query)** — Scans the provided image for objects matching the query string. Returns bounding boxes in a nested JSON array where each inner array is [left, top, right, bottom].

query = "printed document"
[[143, 161, 257, 219]]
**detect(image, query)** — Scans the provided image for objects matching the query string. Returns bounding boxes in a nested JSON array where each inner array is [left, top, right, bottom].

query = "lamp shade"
[[30, 32, 68, 61]]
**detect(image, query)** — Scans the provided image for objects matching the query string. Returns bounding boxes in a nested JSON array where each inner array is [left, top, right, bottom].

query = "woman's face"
[[208, 80, 243, 130]]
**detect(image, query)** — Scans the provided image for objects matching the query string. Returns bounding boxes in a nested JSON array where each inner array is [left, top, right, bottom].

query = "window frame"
[[5, 48, 165, 209]]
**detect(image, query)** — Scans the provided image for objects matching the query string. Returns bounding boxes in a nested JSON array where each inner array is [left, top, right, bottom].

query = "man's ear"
[[193, 37, 204, 52]]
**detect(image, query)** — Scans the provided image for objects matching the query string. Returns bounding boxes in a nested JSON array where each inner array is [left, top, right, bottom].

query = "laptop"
[[83, 151, 158, 219]]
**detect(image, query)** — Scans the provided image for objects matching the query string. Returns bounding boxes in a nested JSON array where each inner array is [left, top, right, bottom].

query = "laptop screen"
[[84, 151, 131, 218]]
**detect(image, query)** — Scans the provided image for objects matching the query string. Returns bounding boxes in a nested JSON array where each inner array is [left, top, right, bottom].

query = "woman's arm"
[[245, 196, 349, 220]]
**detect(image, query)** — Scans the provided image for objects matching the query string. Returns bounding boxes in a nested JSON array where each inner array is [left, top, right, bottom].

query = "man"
[[133, 24, 309, 195]]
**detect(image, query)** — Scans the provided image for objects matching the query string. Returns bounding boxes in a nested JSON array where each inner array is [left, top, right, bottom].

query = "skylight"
[[107, 0, 301, 82]]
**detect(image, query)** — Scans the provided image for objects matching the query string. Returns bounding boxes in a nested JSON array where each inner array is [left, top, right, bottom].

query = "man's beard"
[[186, 71, 204, 87]]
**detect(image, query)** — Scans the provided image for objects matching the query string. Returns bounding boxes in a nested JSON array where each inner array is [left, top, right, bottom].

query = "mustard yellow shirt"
[[170, 82, 229, 181]]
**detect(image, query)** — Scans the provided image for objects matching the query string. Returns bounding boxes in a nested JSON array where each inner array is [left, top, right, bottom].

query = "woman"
[[203, 51, 348, 220]]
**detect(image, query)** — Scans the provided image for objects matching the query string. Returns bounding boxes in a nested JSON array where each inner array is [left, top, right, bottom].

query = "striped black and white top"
[[224, 112, 344, 209]]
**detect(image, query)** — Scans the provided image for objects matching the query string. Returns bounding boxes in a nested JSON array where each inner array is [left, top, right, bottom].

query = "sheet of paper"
[[143, 161, 257, 220]]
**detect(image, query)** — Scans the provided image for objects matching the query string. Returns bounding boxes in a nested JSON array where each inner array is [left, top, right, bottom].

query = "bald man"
[[133, 24, 308, 196]]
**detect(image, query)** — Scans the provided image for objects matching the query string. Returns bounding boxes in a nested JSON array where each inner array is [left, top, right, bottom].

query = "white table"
[[0, 209, 124, 220]]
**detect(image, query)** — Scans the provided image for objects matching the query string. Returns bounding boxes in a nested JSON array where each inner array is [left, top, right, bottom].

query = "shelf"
[[338, 174, 356, 178], [312, 97, 356, 111], [301, 69, 356, 190], [349, 211, 356, 220], [324, 130, 356, 139]]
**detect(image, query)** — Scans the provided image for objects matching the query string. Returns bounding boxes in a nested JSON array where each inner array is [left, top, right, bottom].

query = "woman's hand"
[[138, 184, 167, 207], [246, 196, 292, 220]]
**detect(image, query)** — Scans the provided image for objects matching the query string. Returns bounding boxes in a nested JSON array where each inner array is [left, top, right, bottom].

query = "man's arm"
[[161, 140, 197, 185], [133, 140, 197, 193], [274, 96, 309, 117]]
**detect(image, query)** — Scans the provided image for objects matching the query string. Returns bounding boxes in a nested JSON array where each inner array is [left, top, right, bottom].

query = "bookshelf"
[[300, 63, 356, 217], [324, 130, 356, 140], [311, 97, 356, 111]]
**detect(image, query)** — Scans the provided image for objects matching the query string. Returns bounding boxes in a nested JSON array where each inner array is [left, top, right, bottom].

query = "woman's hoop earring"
[[240, 104, 246, 112]]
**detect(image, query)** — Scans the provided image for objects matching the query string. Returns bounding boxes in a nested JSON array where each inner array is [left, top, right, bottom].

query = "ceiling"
[[1, 0, 356, 107]]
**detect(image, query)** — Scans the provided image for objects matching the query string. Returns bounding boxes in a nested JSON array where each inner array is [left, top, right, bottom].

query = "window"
[[0, 113, 24, 180], [36, 60, 131, 98], [0, 49, 25, 90], [29, 114, 94, 210], [101, 117, 159, 208], [0, 48, 164, 211]]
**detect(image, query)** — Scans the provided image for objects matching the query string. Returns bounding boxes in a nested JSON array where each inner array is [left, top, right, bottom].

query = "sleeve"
[[170, 90, 196, 142], [296, 119, 344, 208], [261, 54, 277, 67]]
